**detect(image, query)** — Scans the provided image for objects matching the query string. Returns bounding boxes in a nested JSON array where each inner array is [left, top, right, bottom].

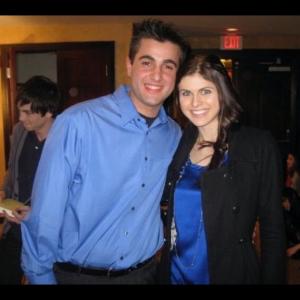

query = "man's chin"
[[23, 125, 32, 131]]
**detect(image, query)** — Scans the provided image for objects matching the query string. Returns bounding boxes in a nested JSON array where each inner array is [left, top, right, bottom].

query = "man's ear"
[[126, 56, 132, 77], [45, 112, 53, 119]]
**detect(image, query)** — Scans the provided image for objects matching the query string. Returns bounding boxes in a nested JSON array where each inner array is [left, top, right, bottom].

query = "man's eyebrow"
[[138, 55, 154, 61], [138, 55, 178, 68]]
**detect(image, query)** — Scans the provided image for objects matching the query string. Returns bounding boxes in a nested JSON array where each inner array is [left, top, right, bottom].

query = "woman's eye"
[[201, 89, 212, 95], [180, 90, 191, 97]]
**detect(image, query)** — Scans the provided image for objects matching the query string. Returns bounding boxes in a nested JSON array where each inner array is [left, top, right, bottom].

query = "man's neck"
[[139, 113, 157, 127]]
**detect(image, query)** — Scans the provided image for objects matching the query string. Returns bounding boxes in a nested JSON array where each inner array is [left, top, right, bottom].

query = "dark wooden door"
[[236, 59, 291, 141], [57, 45, 114, 109], [233, 53, 296, 160]]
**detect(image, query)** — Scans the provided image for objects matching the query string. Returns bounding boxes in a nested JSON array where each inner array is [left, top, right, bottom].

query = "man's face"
[[18, 103, 52, 132], [126, 38, 181, 117]]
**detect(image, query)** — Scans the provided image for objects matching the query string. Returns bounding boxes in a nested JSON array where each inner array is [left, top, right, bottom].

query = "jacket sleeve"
[[1, 123, 24, 198], [258, 131, 286, 284]]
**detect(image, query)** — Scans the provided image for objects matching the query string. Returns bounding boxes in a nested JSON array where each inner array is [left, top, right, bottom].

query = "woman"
[[285, 152, 300, 197], [158, 54, 286, 284]]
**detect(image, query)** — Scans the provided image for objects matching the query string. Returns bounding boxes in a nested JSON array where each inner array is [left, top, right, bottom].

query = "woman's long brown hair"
[[175, 54, 243, 169]]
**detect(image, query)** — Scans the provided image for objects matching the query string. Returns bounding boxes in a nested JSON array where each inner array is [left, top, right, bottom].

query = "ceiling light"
[[226, 28, 239, 33]]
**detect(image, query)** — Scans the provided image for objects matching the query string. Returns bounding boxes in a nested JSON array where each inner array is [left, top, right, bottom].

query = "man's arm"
[[21, 114, 80, 284]]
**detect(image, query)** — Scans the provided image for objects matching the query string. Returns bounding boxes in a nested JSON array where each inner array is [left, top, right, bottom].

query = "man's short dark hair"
[[17, 75, 61, 118], [129, 18, 190, 67]]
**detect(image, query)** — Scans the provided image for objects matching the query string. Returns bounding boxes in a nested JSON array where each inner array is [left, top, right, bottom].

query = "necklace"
[[173, 210, 203, 269], [190, 144, 214, 166], [172, 159, 205, 269]]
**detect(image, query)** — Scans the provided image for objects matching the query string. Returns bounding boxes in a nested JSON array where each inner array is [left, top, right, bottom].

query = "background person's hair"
[[128, 18, 191, 67], [17, 75, 62, 118]]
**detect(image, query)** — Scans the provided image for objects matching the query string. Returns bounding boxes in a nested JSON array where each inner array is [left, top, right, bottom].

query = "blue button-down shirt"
[[21, 85, 181, 284]]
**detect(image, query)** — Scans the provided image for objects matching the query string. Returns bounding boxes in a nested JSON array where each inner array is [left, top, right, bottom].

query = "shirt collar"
[[114, 84, 169, 127]]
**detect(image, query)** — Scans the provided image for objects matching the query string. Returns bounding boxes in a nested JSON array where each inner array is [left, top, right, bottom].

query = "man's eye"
[[165, 64, 175, 71], [141, 61, 151, 67]]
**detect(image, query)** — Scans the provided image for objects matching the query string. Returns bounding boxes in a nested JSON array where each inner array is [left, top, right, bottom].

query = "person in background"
[[0, 75, 61, 284], [21, 19, 190, 284], [158, 53, 286, 284], [285, 152, 300, 197], [282, 187, 300, 259]]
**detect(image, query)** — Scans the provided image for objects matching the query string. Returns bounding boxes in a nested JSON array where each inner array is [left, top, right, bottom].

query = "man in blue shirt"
[[21, 19, 190, 284]]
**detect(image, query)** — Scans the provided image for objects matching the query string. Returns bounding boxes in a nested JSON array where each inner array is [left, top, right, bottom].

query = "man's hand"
[[287, 243, 300, 257], [1, 206, 31, 224]]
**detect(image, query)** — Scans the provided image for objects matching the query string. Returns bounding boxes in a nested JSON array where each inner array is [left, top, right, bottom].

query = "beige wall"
[[1, 19, 300, 185], [0, 21, 132, 185]]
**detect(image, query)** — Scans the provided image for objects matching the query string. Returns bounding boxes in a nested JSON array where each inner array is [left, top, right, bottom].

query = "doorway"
[[1, 41, 115, 164]]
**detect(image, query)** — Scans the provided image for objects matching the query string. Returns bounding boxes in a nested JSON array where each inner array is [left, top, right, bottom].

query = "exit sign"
[[220, 35, 243, 50]]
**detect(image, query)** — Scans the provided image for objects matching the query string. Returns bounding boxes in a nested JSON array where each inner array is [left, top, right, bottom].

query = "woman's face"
[[178, 73, 220, 134], [287, 154, 296, 170]]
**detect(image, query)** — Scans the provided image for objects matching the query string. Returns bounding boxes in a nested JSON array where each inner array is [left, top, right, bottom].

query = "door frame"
[[1, 41, 115, 166]]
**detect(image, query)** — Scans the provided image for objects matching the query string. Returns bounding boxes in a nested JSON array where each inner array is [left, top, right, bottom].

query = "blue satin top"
[[171, 159, 209, 284]]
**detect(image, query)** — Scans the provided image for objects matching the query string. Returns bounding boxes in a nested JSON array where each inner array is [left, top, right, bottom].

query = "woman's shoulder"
[[229, 124, 279, 161], [230, 124, 275, 144]]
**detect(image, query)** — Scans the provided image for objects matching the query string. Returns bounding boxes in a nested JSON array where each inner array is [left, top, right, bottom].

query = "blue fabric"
[[21, 85, 182, 284], [171, 159, 209, 284]]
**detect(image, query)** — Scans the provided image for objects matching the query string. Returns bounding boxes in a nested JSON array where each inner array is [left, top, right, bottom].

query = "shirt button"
[[141, 183, 145, 188], [232, 205, 240, 213], [168, 181, 172, 186], [223, 173, 227, 178], [125, 231, 128, 236], [137, 118, 141, 122], [131, 206, 135, 211], [239, 238, 245, 244], [145, 157, 148, 161], [120, 256, 124, 260]]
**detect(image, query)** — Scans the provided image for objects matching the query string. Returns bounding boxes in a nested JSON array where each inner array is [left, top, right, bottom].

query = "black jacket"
[[158, 123, 286, 284]]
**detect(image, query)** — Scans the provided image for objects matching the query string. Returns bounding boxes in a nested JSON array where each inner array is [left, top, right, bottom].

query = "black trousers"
[[0, 225, 23, 285], [54, 258, 158, 285]]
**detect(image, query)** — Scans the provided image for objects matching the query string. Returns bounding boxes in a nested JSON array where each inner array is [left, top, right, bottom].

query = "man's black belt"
[[54, 255, 155, 277]]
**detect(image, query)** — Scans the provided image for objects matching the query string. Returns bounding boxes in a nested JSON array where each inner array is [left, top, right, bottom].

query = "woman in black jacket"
[[158, 53, 286, 284]]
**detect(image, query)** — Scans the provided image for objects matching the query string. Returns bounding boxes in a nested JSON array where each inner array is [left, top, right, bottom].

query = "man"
[[0, 75, 61, 284], [21, 19, 190, 284]]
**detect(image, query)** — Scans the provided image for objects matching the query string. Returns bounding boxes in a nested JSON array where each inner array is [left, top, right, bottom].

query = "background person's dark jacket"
[[158, 123, 286, 284]]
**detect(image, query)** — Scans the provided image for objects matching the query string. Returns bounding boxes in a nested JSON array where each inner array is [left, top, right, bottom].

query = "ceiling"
[[1, 15, 300, 38]]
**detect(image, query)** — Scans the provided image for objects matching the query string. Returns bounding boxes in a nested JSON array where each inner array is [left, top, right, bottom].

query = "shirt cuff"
[[26, 270, 57, 285]]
